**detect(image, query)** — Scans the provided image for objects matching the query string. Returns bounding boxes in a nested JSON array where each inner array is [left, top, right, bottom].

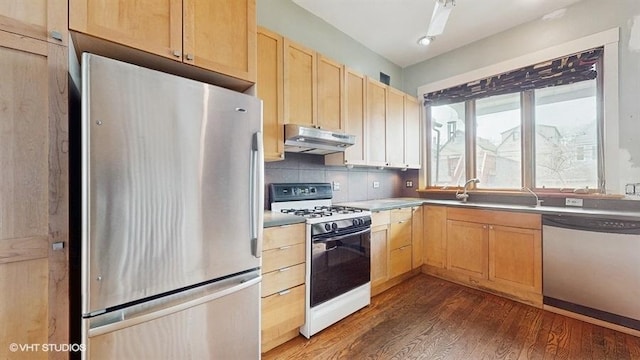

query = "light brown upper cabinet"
[[283, 39, 344, 132], [70, 0, 257, 82], [0, 0, 68, 45], [404, 95, 421, 168], [316, 55, 344, 132], [366, 78, 388, 167], [283, 39, 316, 128], [386, 87, 405, 168], [325, 67, 366, 166], [257, 27, 285, 161]]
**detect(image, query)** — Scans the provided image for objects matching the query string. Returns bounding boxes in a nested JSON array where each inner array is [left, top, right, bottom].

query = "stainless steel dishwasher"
[[542, 214, 640, 330]]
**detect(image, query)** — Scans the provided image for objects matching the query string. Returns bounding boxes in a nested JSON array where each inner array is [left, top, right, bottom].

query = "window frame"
[[419, 28, 619, 193], [426, 77, 603, 191]]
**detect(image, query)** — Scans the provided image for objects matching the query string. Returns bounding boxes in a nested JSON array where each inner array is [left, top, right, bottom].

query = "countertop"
[[337, 198, 426, 211], [263, 210, 306, 228], [338, 198, 640, 221]]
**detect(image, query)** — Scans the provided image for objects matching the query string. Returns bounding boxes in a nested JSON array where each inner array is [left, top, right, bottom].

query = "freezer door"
[[82, 54, 264, 314], [85, 272, 261, 359]]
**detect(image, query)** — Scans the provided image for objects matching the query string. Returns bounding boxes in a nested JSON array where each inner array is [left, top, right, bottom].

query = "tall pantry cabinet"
[[0, 2, 69, 360]]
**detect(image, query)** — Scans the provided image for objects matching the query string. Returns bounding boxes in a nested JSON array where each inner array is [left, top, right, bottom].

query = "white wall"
[[257, 0, 403, 90], [403, 0, 640, 194]]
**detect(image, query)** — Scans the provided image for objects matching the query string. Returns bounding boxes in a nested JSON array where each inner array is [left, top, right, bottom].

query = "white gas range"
[[269, 183, 372, 338]]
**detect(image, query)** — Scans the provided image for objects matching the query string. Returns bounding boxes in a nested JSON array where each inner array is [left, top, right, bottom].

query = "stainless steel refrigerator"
[[80, 54, 264, 359]]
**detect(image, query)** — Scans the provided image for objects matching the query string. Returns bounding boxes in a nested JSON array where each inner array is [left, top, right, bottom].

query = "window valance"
[[423, 47, 603, 105]]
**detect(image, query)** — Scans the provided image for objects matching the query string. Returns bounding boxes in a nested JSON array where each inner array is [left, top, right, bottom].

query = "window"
[[475, 93, 522, 189], [534, 80, 598, 189], [430, 102, 465, 186], [425, 48, 603, 191]]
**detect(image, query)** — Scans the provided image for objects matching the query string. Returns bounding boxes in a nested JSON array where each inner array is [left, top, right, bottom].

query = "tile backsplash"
[[265, 153, 420, 207]]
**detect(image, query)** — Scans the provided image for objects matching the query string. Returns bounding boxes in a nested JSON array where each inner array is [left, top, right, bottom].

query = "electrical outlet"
[[565, 198, 583, 207], [373, 181, 380, 189], [332, 181, 340, 191], [405, 180, 413, 188]]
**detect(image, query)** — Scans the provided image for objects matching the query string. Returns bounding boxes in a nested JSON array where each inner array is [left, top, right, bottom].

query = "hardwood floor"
[[263, 275, 640, 360]]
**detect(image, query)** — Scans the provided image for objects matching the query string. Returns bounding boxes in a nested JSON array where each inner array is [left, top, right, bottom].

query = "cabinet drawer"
[[447, 208, 540, 230], [263, 223, 305, 250], [389, 245, 412, 278], [262, 243, 305, 273], [390, 207, 412, 223], [262, 284, 305, 343], [389, 220, 412, 249], [262, 263, 305, 297], [371, 210, 390, 226]]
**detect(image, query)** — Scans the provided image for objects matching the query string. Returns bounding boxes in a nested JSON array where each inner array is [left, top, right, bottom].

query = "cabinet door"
[[404, 95, 421, 168], [283, 39, 316, 127], [184, 0, 256, 82], [341, 68, 366, 164], [423, 206, 447, 268], [389, 245, 412, 278], [0, 31, 68, 359], [70, 0, 182, 61], [262, 284, 305, 352], [257, 27, 284, 161], [370, 225, 389, 288], [0, 0, 67, 45], [316, 55, 343, 132], [489, 225, 542, 293], [366, 78, 387, 166], [411, 206, 423, 269], [386, 87, 405, 167], [447, 220, 488, 279]]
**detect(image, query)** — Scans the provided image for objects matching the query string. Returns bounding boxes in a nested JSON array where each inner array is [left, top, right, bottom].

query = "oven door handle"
[[312, 228, 370, 243]]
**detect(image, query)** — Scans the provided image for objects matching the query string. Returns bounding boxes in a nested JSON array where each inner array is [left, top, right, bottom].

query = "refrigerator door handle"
[[88, 275, 262, 337], [250, 131, 264, 258]]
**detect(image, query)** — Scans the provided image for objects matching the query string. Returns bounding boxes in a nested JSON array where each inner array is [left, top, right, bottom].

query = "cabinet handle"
[[278, 245, 292, 250], [483, 225, 487, 229], [186, 53, 194, 61], [489, 225, 494, 230], [398, 220, 407, 224], [278, 290, 291, 296], [278, 267, 291, 272], [171, 50, 181, 58], [50, 30, 63, 41]]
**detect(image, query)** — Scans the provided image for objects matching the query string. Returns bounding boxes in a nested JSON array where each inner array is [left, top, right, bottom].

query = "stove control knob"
[[358, 218, 364, 226], [352, 219, 358, 226], [324, 223, 331, 231], [331, 222, 338, 231]]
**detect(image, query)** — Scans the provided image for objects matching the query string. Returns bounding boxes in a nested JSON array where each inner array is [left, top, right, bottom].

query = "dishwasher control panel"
[[543, 214, 640, 235]]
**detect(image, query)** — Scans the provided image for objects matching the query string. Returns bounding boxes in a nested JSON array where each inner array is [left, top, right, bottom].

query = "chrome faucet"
[[522, 187, 543, 206], [456, 178, 479, 202]]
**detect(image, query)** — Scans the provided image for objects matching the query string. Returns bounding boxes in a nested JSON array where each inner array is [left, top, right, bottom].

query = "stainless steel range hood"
[[284, 124, 356, 155]]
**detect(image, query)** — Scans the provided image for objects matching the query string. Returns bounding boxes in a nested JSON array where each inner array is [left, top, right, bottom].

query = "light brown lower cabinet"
[[262, 284, 305, 352], [423, 205, 447, 268], [371, 207, 422, 296], [388, 208, 412, 278], [446, 220, 488, 279], [370, 215, 390, 289], [423, 206, 542, 307], [261, 223, 306, 353]]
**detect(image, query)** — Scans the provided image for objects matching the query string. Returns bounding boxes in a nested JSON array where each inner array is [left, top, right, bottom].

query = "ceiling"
[[292, 0, 583, 68]]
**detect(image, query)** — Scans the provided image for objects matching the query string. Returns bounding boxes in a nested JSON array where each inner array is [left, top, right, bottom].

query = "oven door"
[[311, 228, 371, 307]]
